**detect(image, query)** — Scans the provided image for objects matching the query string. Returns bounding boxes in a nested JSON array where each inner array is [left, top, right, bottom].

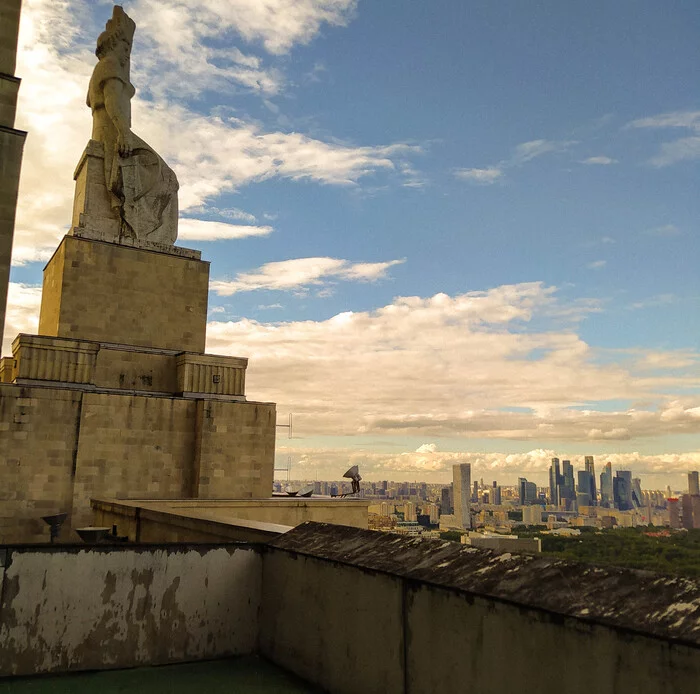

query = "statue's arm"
[[103, 78, 132, 157]]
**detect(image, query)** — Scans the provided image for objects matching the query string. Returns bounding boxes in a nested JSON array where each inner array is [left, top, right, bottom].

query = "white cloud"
[[455, 139, 574, 185], [210, 257, 404, 295], [204, 282, 700, 443], [2, 283, 42, 356], [278, 445, 700, 488], [126, 0, 358, 98], [627, 110, 700, 167], [628, 111, 700, 130], [133, 0, 357, 58], [629, 294, 677, 311], [586, 260, 607, 269], [580, 156, 617, 165], [186, 206, 258, 223], [509, 139, 574, 166], [178, 219, 273, 241], [454, 167, 503, 184]]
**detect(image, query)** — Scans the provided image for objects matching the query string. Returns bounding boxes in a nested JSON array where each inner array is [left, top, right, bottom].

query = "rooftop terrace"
[[1, 522, 699, 694]]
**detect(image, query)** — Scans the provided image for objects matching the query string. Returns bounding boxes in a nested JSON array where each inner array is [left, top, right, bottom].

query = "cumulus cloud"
[[2, 283, 42, 355], [586, 260, 607, 269], [132, 0, 357, 59], [627, 110, 700, 167], [278, 445, 700, 488], [12, 0, 419, 264], [210, 257, 404, 295], [204, 282, 700, 443], [178, 219, 273, 241]]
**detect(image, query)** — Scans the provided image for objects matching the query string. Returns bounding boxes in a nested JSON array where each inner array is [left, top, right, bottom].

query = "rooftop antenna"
[[274, 413, 294, 483], [274, 454, 292, 483], [42, 513, 68, 544], [276, 413, 293, 438]]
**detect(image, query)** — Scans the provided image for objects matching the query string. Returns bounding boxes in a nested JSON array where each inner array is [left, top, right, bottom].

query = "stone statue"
[[82, 5, 178, 246]]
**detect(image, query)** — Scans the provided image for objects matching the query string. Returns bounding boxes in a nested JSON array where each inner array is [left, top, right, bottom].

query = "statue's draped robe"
[[87, 55, 178, 245]]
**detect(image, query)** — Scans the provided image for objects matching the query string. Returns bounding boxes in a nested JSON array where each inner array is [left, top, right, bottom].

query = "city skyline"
[[5, 1, 700, 482]]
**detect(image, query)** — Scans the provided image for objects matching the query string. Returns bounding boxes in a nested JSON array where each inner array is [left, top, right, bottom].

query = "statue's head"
[[96, 5, 136, 61]]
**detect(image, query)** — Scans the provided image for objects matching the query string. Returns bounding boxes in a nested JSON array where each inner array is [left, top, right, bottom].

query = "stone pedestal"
[[38, 235, 209, 351]]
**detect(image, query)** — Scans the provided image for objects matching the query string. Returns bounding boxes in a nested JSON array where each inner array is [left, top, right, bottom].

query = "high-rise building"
[[584, 456, 597, 505], [561, 460, 576, 508], [549, 458, 561, 507], [689, 471, 700, 496], [600, 462, 613, 508], [522, 505, 542, 526], [576, 470, 593, 507], [472, 481, 479, 503], [631, 479, 643, 509], [453, 464, 472, 530], [518, 477, 538, 505], [681, 494, 700, 530], [403, 502, 417, 522], [440, 485, 453, 515], [613, 471, 634, 511], [668, 498, 681, 529], [518, 477, 527, 505]]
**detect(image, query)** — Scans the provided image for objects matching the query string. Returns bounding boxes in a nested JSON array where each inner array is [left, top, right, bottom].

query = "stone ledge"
[[271, 522, 700, 647], [70, 227, 201, 260]]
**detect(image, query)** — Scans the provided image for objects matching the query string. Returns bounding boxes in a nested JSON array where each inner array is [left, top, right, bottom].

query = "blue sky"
[[7, 0, 700, 487]]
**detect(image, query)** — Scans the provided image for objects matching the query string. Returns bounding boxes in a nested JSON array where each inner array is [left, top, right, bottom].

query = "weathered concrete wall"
[[263, 523, 700, 694], [0, 544, 261, 676], [261, 550, 404, 694], [405, 583, 700, 694]]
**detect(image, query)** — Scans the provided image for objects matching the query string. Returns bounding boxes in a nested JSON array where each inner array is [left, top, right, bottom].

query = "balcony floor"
[[0, 656, 321, 693]]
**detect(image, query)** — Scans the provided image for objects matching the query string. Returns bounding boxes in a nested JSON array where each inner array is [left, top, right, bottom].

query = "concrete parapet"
[[263, 522, 700, 694], [90, 497, 369, 541]]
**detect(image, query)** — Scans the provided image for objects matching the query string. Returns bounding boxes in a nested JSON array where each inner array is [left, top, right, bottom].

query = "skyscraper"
[[584, 456, 597, 505], [453, 464, 472, 530], [549, 458, 561, 507], [668, 498, 680, 529], [519, 477, 538, 505], [576, 470, 593, 507], [440, 484, 453, 515], [600, 462, 613, 508], [689, 471, 700, 496], [561, 460, 576, 508], [613, 471, 634, 511]]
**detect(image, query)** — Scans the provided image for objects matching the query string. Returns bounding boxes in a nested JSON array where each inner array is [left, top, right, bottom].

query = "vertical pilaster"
[[0, 0, 27, 352]]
